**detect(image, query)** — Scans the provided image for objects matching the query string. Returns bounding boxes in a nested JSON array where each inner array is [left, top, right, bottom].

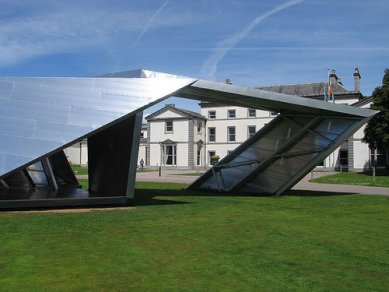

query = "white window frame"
[[165, 120, 173, 133], [270, 111, 278, 117], [197, 121, 202, 133], [162, 144, 177, 165], [208, 127, 216, 142], [248, 109, 256, 118], [227, 126, 236, 142], [228, 109, 236, 119], [248, 125, 256, 138], [208, 111, 216, 119]]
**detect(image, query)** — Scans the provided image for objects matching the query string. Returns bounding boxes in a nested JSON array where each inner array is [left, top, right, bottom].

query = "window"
[[248, 109, 256, 118], [208, 111, 216, 119], [197, 121, 202, 133], [197, 149, 201, 165], [162, 144, 176, 165], [165, 120, 173, 132], [228, 126, 236, 142], [208, 127, 216, 142], [228, 109, 236, 119], [208, 151, 216, 165], [248, 126, 256, 138], [140, 132, 144, 138], [339, 149, 348, 166]]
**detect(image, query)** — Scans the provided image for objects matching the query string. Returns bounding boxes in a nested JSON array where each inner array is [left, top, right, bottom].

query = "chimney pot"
[[353, 67, 361, 92], [330, 69, 338, 85]]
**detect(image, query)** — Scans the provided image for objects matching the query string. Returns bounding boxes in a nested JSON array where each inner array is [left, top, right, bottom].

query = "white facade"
[[202, 104, 275, 165], [64, 140, 88, 166], [143, 105, 206, 168]]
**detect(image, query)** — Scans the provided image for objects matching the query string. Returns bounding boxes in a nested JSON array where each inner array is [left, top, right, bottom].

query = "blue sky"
[[1, 0, 388, 113]]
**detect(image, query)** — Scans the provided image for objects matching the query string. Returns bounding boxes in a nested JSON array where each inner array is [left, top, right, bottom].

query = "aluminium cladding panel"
[[0, 76, 195, 178]]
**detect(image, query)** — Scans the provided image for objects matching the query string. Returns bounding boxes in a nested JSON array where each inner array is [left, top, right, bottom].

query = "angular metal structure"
[[180, 81, 376, 194], [0, 69, 377, 208]]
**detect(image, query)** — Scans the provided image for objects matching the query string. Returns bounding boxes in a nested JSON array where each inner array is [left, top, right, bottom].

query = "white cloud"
[[0, 2, 195, 66], [132, 0, 171, 47], [200, 0, 304, 80]]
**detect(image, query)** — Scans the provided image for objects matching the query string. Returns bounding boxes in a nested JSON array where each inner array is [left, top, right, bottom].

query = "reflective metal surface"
[[190, 114, 365, 195], [0, 68, 378, 209], [184, 80, 377, 195], [0, 74, 195, 178], [190, 114, 369, 195]]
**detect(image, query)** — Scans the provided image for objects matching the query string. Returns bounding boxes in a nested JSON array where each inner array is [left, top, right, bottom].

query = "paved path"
[[136, 169, 202, 184], [79, 169, 389, 196], [292, 172, 389, 196], [135, 169, 389, 196]]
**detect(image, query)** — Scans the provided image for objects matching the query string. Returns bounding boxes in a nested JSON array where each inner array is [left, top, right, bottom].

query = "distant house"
[[142, 104, 207, 168]]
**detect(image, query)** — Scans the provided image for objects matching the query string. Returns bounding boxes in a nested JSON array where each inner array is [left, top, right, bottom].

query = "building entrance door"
[[163, 144, 177, 166]]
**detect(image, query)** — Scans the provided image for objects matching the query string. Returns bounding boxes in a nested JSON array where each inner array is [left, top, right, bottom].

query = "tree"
[[363, 68, 389, 169]]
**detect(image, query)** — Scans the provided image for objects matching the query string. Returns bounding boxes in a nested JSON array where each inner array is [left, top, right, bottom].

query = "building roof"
[[257, 82, 358, 98], [146, 105, 206, 121]]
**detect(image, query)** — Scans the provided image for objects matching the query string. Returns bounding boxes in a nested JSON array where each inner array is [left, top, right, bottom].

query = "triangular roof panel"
[[0, 73, 195, 178]]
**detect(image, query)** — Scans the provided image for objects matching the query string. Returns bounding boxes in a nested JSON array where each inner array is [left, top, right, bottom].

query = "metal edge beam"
[[179, 80, 377, 118], [126, 112, 143, 199]]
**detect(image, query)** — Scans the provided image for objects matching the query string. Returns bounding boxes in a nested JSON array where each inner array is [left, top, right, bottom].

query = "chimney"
[[330, 69, 338, 85], [353, 67, 361, 92]]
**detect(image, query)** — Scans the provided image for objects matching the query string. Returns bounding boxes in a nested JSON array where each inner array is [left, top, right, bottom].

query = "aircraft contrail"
[[201, 0, 304, 79], [132, 0, 171, 47]]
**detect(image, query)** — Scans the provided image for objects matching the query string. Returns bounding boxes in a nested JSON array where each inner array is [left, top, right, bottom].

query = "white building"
[[142, 104, 207, 168]]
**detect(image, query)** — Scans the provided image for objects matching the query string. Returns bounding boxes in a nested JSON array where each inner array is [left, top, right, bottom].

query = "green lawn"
[[71, 165, 88, 175], [311, 172, 389, 187], [1, 183, 388, 291], [71, 165, 157, 175]]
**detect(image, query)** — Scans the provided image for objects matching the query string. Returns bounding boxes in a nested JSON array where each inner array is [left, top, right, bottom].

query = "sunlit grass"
[[311, 172, 389, 187], [1, 182, 388, 290]]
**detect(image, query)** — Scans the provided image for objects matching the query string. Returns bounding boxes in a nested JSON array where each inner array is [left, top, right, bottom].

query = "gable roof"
[[257, 82, 360, 99], [146, 105, 206, 121]]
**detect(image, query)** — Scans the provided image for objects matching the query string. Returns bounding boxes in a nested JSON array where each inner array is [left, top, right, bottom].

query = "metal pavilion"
[[0, 69, 377, 209]]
